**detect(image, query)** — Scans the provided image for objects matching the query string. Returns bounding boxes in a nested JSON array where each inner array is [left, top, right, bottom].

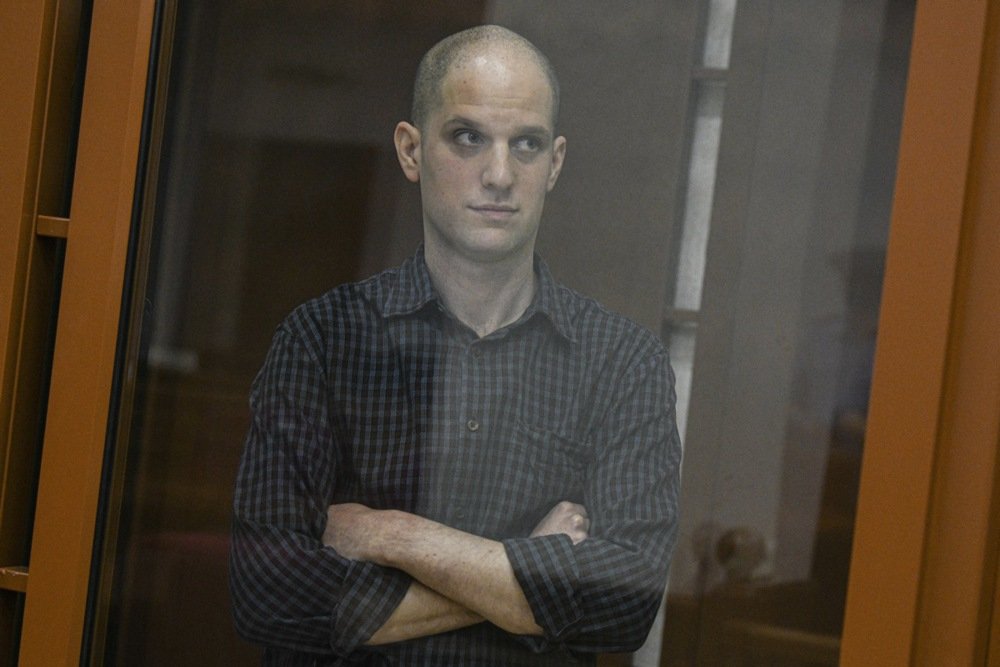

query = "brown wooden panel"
[[912, 0, 1000, 662], [17, 1, 155, 665], [0, 0, 86, 663], [991, 544, 1000, 667], [0, 0, 52, 386], [35, 215, 70, 238], [0, 0, 55, 566], [840, 0, 990, 665]]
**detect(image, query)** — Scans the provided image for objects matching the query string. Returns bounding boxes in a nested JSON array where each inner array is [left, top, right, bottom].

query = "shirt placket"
[[451, 334, 486, 530]]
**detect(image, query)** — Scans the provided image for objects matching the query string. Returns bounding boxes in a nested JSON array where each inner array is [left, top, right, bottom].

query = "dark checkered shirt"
[[231, 248, 681, 665]]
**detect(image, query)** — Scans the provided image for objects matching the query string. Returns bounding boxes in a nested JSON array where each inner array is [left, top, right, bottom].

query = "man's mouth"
[[470, 205, 518, 219]]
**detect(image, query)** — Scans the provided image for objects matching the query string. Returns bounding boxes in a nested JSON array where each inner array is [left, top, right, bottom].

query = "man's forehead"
[[447, 46, 545, 82], [436, 50, 555, 119]]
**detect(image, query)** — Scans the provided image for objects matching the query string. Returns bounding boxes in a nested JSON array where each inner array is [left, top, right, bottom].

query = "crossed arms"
[[230, 323, 681, 657], [324, 500, 590, 644]]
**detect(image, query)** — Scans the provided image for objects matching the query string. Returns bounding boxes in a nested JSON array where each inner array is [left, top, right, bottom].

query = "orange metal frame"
[[16, 2, 155, 665], [913, 1, 1000, 662], [1, 0, 997, 665], [841, 1, 1000, 665]]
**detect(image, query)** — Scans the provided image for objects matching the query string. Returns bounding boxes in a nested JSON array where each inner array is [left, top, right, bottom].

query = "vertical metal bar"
[[840, 0, 989, 664], [17, 1, 155, 665]]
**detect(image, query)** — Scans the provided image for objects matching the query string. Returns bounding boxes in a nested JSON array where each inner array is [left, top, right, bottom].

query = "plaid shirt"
[[231, 248, 681, 666]]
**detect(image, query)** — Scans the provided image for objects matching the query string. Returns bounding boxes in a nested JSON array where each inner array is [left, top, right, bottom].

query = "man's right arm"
[[231, 324, 413, 656], [365, 581, 480, 645]]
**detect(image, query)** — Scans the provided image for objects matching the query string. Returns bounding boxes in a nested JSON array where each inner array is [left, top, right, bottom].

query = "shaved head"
[[411, 25, 560, 131]]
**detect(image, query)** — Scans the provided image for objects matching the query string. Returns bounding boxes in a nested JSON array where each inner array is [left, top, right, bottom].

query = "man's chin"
[[459, 236, 536, 264], [425, 230, 525, 261]]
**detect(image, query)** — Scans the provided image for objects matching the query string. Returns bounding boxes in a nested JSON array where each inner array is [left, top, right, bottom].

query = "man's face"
[[397, 49, 566, 266]]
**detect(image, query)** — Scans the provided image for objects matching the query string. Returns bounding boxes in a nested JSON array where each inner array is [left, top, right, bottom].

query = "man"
[[231, 25, 681, 665]]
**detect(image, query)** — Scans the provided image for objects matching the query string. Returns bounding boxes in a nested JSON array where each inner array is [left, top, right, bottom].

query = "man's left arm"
[[502, 347, 681, 652]]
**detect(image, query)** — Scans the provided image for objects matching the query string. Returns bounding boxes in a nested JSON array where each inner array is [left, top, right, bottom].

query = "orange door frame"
[[840, 0, 1000, 664], [3, 0, 998, 665], [16, 2, 155, 665]]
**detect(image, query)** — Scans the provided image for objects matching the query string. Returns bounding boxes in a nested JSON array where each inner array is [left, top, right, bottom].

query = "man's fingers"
[[556, 501, 585, 514], [567, 510, 590, 544], [529, 500, 592, 543]]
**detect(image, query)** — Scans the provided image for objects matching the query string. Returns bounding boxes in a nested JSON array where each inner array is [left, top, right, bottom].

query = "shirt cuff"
[[503, 534, 583, 643], [329, 558, 410, 654]]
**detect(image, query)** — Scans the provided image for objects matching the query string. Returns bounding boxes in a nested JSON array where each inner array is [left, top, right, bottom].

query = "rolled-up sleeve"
[[503, 349, 682, 653], [230, 323, 410, 656]]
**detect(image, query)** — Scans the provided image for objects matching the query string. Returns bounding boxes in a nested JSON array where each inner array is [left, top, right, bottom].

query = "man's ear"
[[394, 121, 421, 183], [546, 135, 567, 192]]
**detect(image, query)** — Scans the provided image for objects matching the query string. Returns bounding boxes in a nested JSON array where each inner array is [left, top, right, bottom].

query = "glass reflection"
[[89, 1, 914, 665], [659, 1, 914, 666]]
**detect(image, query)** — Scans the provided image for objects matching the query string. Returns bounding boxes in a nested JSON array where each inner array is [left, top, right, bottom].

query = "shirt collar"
[[380, 245, 577, 344], [379, 245, 438, 318], [526, 255, 577, 344]]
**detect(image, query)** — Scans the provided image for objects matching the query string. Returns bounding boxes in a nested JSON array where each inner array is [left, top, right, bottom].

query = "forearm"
[[391, 513, 542, 635], [338, 508, 543, 636], [366, 580, 482, 645]]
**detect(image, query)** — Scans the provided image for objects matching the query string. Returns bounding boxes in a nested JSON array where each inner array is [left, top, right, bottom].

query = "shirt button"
[[466, 419, 480, 432]]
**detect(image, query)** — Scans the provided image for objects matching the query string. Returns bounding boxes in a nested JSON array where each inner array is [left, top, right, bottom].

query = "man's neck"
[[424, 244, 537, 338]]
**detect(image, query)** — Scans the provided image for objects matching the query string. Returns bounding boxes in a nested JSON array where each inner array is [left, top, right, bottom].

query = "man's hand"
[[530, 501, 590, 544]]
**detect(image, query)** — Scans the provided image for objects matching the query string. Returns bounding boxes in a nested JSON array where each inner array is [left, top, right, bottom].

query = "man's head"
[[411, 25, 561, 132], [394, 26, 567, 267]]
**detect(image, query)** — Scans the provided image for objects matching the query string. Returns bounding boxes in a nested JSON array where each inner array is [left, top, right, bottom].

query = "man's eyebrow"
[[515, 125, 552, 138], [442, 116, 483, 130]]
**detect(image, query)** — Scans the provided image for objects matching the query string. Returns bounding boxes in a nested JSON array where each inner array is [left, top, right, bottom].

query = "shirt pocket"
[[481, 421, 587, 533]]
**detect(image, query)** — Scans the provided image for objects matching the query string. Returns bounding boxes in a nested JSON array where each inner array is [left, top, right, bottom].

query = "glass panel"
[[86, 1, 914, 665], [661, 1, 914, 666], [88, 2, 700, 665]]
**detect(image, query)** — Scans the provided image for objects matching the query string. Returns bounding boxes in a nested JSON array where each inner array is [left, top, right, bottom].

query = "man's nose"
[[481, 145, 514, 191]]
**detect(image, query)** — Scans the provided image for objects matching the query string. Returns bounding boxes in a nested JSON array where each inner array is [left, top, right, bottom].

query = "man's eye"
[[454, 130, 484, 146], [513, 136, 542, 152]]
